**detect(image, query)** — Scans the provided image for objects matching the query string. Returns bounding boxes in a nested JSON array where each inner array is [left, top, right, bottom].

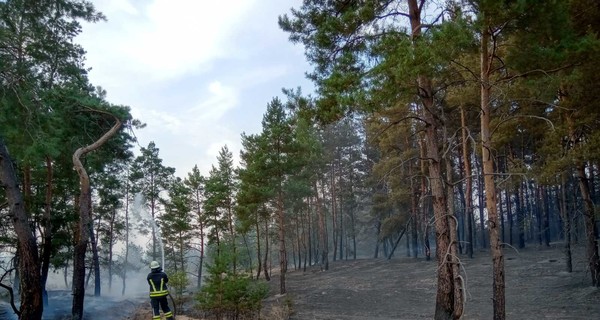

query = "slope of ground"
[[270, 244, 599, 320]]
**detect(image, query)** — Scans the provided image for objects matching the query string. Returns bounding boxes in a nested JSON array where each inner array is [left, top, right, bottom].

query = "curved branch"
[[0, 267, 20, 316], [491, 114, 555, 137]]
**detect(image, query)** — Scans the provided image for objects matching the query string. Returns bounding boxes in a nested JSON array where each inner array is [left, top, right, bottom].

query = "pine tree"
[[203, 146, 238, 271], [130, 141, 176, 262], [184, 165, 207, 288], [160, 178, 193, 273], [280, 1, 466, 317]]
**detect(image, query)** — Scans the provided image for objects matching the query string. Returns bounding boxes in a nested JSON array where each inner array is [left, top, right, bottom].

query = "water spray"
[[150, 219, 165, 271]]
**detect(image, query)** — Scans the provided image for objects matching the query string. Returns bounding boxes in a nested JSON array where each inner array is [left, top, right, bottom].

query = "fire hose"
[[168, 292, 177, 319]]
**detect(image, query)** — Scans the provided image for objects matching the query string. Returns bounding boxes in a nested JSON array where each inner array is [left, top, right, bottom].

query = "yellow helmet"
[[150, 261, 160, 269]]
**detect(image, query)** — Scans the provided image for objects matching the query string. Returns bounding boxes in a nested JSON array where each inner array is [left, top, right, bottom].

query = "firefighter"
[[147, 261, 174, 320]]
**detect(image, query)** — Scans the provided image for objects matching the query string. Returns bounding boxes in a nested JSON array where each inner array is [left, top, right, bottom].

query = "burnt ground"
[[4, 243, 595, 319], [266, 243, 600, 320]]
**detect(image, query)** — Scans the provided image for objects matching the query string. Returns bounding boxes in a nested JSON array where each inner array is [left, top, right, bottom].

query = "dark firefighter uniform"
[[147, 261, 174, 320]]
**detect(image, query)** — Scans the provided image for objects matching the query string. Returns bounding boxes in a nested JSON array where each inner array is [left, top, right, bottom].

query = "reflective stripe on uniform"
[[164, 311, 173, 317], [149, 277, 168, 297], [152, 316, 160, 320]]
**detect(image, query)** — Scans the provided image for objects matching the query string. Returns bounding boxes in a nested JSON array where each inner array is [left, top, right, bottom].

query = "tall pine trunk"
[[330, 162, 337, 262], [408, 2, 463, 319], [418, 135, 431, 261], [262, 217, 271, 281], [108, 208, 116, 292], [563, 104, 600, 286], [277, 189, 287, 294], [541, 186, 551, 246], [558, 176, 573, 272], [90, 220, 101, 296], [575, 163, 600, 286], [122, 182, 131, 296], [410, 161, 420, 259], [316, 180, 328, 270], [0, 138, 43, 320], [460, 106, 474, 259], [480, 24, 505, 320], [41, 157, 53, 307], [255, 216, 262, 280]]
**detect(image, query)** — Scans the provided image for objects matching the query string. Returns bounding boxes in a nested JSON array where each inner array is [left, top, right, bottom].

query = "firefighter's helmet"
[[150, 261, 160, 269]]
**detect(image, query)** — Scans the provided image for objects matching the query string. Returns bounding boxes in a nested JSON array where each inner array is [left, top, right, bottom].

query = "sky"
[[76, 0, 313, 178]]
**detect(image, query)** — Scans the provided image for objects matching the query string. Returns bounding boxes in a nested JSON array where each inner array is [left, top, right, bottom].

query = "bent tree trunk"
[[0, 138, 43, 320], [72, 113, 122, 320]]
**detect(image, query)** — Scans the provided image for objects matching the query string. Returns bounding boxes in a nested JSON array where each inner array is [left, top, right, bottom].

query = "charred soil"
[[268, 244, 600, 320]]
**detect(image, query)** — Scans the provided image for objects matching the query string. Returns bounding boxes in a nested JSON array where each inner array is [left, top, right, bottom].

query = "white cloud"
[[80, 0, 256, 84], [190, 81, 238, 121], [102, 0, 139, 15], [76, 0, 313, 178], [132, 80, 237, 134]]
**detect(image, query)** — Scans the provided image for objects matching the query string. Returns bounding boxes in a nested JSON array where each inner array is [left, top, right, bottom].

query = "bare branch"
[[491, 114, 555, 137], [0, 280, 21, 317], [450, 59, 480, 82], [498, 64, 575, 83]]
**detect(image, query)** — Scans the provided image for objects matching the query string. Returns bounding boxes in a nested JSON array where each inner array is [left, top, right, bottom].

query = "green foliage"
[[196, 250, 268, 319], [0, 0, 139, 280], [130, 141, 176, 261], [160, 178, 194, 273], [203, 146, 238, 247], [169, 271, 189, 311]]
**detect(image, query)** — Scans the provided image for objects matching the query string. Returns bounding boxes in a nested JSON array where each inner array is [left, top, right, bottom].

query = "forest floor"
[[117, 243, 599, 319], [269, 243, 600, 320]]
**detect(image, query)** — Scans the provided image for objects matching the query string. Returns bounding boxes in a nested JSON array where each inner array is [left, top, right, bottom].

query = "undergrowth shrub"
[[196, 251, 268, 319], [169, 271, 189, 312]]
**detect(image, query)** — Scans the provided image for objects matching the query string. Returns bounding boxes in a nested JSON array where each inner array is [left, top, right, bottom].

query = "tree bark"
[[418, 135, 432, 261], [460, 106, 474, 259], [506, 189, 513, 246], [562, 99, 600, 285], [541, 186, 551, 246], [72, 113, 121, 320], [559, 175, 573, 273], [481, 24, 506, 320], [515, 185, 525, 248], [575, 163, 600, 286], [255, 216, 262, 280], [108, 208, 115, 292], [330, 161, 338, 262], [477, 162, 487, 249], [90, 220, 101, 296], [41, 157, 53, 307], [262, 217, 271, 281], [410, 160, 420, 258], [407, 1, 463, 318], [316, 181, 328, 270], [277, 189, 287, 294], [0, 138, 43, 320], [194, 187, 206, 287]]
